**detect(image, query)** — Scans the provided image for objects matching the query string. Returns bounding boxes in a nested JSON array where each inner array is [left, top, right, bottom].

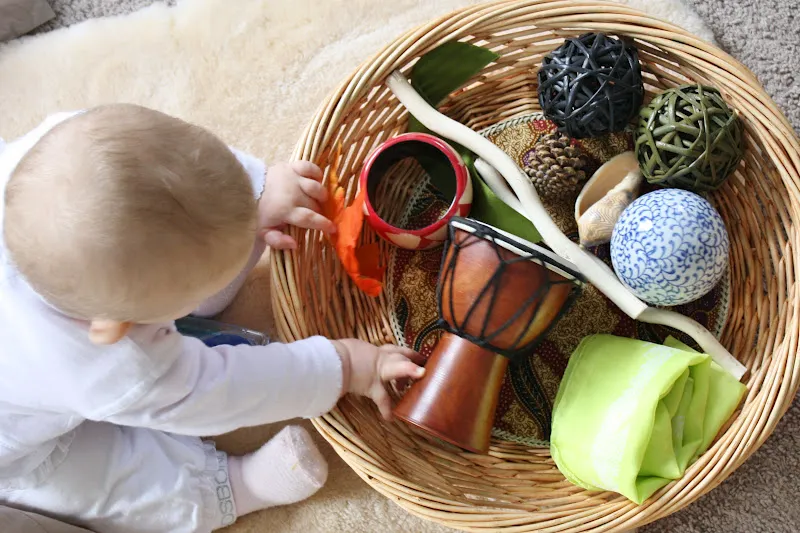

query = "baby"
[[0, 104, 424, 533]]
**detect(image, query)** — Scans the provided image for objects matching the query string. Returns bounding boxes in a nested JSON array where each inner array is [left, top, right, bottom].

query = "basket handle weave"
[[386, 71, 746, 381]]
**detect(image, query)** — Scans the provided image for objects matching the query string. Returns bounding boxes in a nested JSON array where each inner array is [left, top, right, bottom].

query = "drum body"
[[394, 218, 582, 452]]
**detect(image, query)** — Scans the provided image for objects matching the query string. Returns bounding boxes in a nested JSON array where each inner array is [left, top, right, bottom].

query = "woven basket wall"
[[269, 1, 800, 530]]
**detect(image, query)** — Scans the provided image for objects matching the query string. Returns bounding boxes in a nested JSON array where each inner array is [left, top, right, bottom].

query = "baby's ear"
[[88, 320, 132, 345]]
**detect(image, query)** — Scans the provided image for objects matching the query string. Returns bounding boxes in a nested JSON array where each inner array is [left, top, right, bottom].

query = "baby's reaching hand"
[[258, 161, 337, 250], [331, 339, 425, 421]]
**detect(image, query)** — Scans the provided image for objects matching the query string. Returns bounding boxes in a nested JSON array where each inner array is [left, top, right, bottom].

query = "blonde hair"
[[4, 104, 257, 322]]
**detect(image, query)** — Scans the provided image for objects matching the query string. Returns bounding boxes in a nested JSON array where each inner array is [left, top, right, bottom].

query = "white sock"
[[228, 425, 328, 516]]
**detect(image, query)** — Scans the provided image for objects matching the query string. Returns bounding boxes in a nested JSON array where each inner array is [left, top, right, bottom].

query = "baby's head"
[[4, 104, 257, 343]]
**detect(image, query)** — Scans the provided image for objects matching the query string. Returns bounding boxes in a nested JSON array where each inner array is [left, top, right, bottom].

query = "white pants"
[[0, 422, 236, 533], [0, 506, 94, 533]]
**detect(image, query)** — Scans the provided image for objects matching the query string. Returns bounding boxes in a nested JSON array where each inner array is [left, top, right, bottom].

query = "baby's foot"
[[228, 425, 328, 516]]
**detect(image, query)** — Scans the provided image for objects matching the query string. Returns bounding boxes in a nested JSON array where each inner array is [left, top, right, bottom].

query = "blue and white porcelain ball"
[[610, 189, 729, 306]]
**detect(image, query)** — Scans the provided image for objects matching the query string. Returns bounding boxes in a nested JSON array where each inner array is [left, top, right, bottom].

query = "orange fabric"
[[322, 146, 385, 296]]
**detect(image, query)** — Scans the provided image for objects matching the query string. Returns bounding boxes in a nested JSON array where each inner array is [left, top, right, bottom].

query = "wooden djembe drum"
[[394, 217, 583, 453]]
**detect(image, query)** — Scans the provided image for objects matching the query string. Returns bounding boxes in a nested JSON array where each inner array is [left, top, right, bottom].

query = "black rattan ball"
[[538, 33, 644, 139]]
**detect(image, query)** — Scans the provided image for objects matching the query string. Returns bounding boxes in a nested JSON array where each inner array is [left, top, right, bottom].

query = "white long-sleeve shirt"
[[0, 113, 342, 489]]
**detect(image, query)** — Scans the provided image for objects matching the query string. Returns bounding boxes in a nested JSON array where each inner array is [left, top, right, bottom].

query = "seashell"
[[575, 151, 642, 247]]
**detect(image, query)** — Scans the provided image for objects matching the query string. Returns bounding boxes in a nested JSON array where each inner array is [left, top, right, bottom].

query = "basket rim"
[[270, 0, 800, 530]]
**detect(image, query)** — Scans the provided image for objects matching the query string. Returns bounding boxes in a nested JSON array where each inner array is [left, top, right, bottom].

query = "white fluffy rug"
[[0, 1, 713, 532]]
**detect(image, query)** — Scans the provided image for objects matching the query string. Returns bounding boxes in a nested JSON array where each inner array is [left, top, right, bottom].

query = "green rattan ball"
[[635, 84, 743, 192]]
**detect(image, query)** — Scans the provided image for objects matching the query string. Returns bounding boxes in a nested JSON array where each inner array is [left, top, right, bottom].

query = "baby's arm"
[[96, 329, 343, 436], [192, 149, 334, 317], [192, 148, 267, 318], [191, 238, 266, 318]]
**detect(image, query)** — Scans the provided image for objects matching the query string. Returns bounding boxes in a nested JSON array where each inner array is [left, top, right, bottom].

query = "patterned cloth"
[[387, 114, 730, 447]]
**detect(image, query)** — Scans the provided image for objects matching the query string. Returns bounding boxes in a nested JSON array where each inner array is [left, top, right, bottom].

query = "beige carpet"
[[0, 1, 794, 532]]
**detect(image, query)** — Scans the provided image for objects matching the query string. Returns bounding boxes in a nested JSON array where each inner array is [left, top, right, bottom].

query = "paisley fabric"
[[387, 114, 730, 447]]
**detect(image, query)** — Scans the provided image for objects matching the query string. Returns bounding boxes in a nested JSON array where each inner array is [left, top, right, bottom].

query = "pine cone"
[[524, 133, 588, 200]]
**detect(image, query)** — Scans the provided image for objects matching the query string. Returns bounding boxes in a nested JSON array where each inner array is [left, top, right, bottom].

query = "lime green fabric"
[[551, 334, 746, 504]]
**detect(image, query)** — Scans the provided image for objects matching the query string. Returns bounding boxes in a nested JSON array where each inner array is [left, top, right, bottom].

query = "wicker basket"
[[270, 1, 800, 530]]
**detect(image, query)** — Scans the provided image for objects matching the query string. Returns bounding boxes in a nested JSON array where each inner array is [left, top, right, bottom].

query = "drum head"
[[437, 217, 584, 358], [449, 217, 583, 284]]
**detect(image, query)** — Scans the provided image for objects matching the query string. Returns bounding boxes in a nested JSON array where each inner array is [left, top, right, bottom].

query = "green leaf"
[[408, 42, 498, 137], [408, 41, 499, 199], [468, 166, 543, 244], [411, 41, 500, 109], [412, 151, 457, 200], [406, 40, 543, 243], [412, 137, 472, 200]]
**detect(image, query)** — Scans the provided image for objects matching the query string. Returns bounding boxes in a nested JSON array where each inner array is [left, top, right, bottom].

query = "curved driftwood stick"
[[386, 71, 746, 380]]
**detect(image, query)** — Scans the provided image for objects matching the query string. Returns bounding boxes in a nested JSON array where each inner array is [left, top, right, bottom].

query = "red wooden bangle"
[[359, 133, 472, 250]]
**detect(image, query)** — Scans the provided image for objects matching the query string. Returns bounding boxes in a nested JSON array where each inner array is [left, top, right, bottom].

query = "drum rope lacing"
[[436, 218, 583, 359]]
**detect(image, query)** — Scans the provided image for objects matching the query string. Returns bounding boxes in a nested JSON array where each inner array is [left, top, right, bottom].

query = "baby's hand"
[[332, 339, 425, 421], [258, 161, 337, 250]]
